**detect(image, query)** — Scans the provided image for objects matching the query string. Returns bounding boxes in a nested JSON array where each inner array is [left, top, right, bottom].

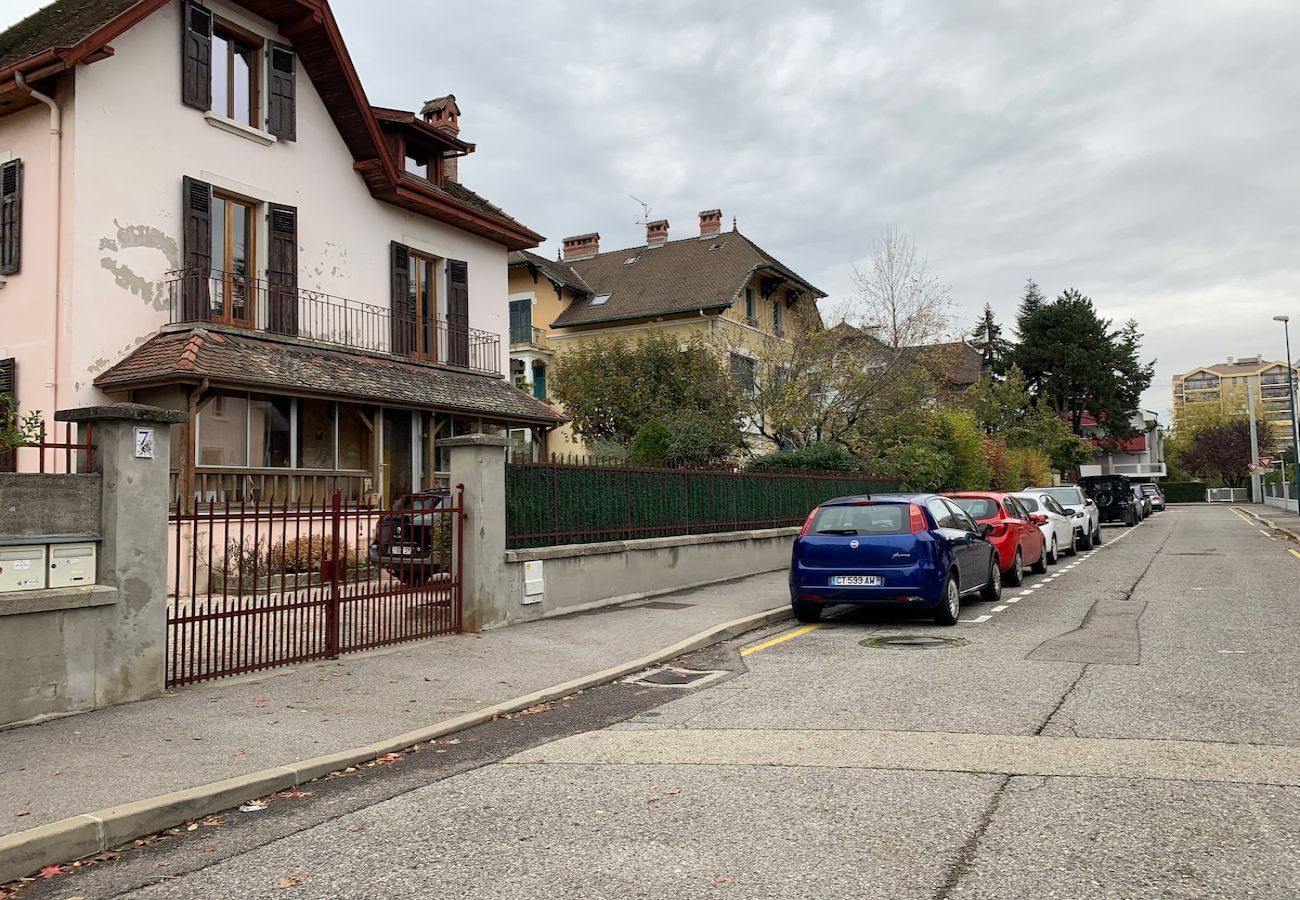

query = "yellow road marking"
[[741, 624, 822, 656], [1289, 549, 1300, 560]]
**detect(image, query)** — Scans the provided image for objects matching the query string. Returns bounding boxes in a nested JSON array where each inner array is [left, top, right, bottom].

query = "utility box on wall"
[[48, 543, 97, 588], [0, 545, 48, 592]]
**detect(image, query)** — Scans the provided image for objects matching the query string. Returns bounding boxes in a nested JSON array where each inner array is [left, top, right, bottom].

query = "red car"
[[944, 492, 1047, 586]]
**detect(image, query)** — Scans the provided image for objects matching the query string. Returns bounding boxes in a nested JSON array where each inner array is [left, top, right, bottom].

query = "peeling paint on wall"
[[99, 220, 181, 311], [86, 332, 152, 376]]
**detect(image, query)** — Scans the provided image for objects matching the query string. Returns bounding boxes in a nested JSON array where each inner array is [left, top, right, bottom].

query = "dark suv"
[[368, 489, 454, 584], [1078, 475, 1140, 527]]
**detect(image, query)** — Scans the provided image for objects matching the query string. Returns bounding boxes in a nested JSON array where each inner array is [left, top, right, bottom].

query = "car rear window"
[[1016, 496, 1041, 512], [1141, 485, 1158, 494], [809, 504, 907, 535], [1043, 488, 1080, 505], [949, 497, 998, 520]]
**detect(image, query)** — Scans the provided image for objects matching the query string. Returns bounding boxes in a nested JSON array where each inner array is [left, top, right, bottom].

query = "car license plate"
[[831, 575, 880, 586], [394, 546, 416, 556]]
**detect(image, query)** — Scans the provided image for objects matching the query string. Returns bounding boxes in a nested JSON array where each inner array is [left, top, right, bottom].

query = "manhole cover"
[[627, 666, 728, 688], [861, 635, 968, 650]]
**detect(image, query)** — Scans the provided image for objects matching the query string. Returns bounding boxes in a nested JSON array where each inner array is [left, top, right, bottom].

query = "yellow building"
[[1172, 355, 1299, 443], [506, 210, 826, 457]]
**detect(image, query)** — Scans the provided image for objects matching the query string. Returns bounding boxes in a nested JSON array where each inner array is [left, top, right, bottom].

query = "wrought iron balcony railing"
[[509, 324, 548, 349], [165, 269, 501, 376]]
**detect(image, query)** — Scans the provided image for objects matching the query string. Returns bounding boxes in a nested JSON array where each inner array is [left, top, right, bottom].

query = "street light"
[[1273, 315, 1300, 515]]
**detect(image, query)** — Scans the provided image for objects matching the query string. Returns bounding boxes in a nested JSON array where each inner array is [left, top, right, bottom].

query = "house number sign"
[[134, 427, 156, 460]]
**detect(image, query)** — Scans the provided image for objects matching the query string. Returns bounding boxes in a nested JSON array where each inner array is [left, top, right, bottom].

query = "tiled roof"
[[443, 180, 521, 225], [1200, 358, 1290, 376], [901, 341, 983, 389], [550, 230, 825, 328], [0, 0, 141, 72], [508, 250, 593, 296], [95, 328, 565, 426]]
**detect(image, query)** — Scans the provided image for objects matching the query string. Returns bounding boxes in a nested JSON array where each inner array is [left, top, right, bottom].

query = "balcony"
[[166, 268, 501, 376], [510, 324, 549, 350]]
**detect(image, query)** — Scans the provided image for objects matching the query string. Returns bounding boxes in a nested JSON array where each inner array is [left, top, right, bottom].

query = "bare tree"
[[842, 226, 954, 349]]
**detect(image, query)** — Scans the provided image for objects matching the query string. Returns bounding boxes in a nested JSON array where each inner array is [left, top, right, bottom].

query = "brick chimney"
[[562, 233, 600, 260], [420, 94, 461, 182], [698, 209, 722, 239], [646, 219, 669, 247]]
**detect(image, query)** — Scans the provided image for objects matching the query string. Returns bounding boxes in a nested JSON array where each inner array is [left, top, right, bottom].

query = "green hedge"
[[1160, 481, 1208, 503]]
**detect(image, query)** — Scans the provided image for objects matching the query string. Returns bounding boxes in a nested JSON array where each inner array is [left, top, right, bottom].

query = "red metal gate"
[[167, 488, 462, 687]]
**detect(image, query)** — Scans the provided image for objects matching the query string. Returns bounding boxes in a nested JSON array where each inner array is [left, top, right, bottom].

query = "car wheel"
[[980, 556, 1002, 601], [1046, 535, 1058, 565], [1078, 527, 1094, 551], [1030, 546, 1048, 574], [1063, 532, 1078, 556], [1125, 510, 1137, 527], [1004, 549, 1024, 587], [792, 600, 822, 624], [1092, 524, 1103, 545], [933, 573, 960, 626]]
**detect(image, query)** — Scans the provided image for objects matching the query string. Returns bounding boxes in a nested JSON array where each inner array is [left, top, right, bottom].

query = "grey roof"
[[508, 250, 593, 296]]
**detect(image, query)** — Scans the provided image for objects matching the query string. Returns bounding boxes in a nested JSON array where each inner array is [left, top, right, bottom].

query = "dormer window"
[[401, 140, 442, 186]]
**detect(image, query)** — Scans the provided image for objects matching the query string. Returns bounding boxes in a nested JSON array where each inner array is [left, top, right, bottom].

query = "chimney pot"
[[646, 219, 669, 247], [698, 208, 722, 239], [562, 233, 600, 260]]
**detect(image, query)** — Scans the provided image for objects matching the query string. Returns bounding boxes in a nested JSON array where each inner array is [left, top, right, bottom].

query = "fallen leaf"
[[200, 815, 224, 827], [254, 695, 271, 707], [233, 749, 246, 758], [14, 810, 28, 817], [186, 823, 198, 831], [276, 873, 308, 888], [279, 789, 313, 799], [152, 862, 169, 870], [343, 824, 362, 833], [713, 875, 733, 885], [374, 753, 403, 766], [39, 865, 64, 879]]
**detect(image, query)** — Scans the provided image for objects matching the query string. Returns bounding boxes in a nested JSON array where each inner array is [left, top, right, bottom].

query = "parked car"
[[946, 492, 1047, 586], [1078, 474, 1141, 527], [1021, 484, 1101, 550], [1140, 483, 1166, 512], [789, 493, 1001, 626], [368, 489, 453, 584], [1009, 492, 1075, 564], [1131, 484, 1152, 518]]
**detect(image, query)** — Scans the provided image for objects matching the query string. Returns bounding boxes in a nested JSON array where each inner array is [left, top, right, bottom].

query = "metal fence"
[[0, 419, 94, 474], [168, 489, 462, 686], [505, 458, 899, 549]]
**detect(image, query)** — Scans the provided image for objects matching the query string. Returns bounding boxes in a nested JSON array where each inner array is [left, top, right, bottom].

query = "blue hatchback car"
[[789, 493, 1001, 626]]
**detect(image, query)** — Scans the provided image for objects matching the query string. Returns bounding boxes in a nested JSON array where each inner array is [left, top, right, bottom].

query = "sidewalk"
[[1237, 502, 1300, 540], [0, 572, 788, 841]]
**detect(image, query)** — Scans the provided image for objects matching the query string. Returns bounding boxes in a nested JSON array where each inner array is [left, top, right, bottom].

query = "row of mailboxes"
[[0, 543, 98, 592]]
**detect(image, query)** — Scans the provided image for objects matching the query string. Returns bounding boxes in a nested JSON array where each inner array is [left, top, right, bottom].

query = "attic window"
[[590, 293, 612, 306], [709, 242, 725, 251], [624, 256, 640, 265]]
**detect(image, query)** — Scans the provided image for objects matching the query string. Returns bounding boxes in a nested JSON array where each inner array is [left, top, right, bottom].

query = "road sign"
[[1259, 456, 1276, 468]]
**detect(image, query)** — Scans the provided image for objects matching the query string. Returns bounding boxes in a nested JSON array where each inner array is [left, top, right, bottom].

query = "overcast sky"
[[7, 0, 1299, 419]]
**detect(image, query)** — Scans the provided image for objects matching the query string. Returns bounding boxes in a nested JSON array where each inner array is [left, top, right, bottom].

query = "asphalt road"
[[19, 505, 1300, 899]]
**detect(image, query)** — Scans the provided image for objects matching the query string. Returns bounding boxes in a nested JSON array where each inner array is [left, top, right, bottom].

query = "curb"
[[0, 605, 792, 884], [1233, 506, 1300, 543]]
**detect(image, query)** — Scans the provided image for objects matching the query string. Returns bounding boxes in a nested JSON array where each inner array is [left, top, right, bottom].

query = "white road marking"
[[992, 605, 1008, 612], [1005, 597, 1019, 603], [960, 614, 993, 624]]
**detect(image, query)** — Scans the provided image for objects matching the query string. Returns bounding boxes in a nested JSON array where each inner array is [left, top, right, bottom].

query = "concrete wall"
[[494, 528, 797, 627]]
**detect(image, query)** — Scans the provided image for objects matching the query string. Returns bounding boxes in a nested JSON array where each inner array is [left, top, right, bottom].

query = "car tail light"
[[1030, 513, 1048, 525], [799, 510, 817, 536], [990, 522, 1007, 537], [909, 504, 927, 534]]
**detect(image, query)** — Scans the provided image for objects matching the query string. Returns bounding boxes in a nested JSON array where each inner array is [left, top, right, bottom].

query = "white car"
[[1010, 492, 1076, 565], [1021, 485, 1101, 550]]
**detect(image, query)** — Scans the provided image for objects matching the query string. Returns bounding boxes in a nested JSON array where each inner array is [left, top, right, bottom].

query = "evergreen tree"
[[969, 303, 1011, 371]]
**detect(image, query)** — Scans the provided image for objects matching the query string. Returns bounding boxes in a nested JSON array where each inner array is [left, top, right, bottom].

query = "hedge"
[[1160, 481, 1208, 503]]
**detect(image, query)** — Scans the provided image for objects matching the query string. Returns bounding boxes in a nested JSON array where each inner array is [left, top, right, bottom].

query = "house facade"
[[0, 0, 561, 505], [1078, 410, 1167, 481], [506, 211, 826, 456]]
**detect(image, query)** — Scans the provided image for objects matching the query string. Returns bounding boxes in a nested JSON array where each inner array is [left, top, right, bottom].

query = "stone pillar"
[[55, 403, 187, 706], [441, 433, 510, 633]]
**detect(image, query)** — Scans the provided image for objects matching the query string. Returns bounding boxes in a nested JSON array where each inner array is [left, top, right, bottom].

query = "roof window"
[[624, 256, 640, 265], [591, 293, 612, 306]]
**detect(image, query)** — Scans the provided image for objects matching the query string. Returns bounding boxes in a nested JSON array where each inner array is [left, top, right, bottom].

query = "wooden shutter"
[[0, 159, 21, 275], [181, 176, 212, 321], [0, 358, 14, 472], [508, 299, 531, 344], [266, 204, 298, 335], [181, 1, 213, 111], [266, 42, 296, 141], [446, 259, 470, 368], [390, 242, 413, 355]]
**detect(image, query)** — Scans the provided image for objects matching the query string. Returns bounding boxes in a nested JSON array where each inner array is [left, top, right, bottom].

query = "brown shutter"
[[181, 1, 212, 111], [446, 259, 470, 368], [0, 159, 21, 275], [181, 176, 212, 321], [266, 204, 298, 335], [266, 42, 296, 141], [0, 358, 14, 472], [390, 242, 413, 355]]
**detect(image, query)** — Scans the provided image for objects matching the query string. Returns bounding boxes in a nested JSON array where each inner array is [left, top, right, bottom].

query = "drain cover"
[[861, 635, 968, 650], [633, 601, 696, 610], [627, 666, 728, 689]]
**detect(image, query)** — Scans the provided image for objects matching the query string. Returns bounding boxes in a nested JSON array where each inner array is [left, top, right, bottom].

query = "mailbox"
[[48, 543, 97, 588], [0, 545, 47, 592]]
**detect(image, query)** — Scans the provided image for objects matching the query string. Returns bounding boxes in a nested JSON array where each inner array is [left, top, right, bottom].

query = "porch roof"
[[95, 327, 565, 427]]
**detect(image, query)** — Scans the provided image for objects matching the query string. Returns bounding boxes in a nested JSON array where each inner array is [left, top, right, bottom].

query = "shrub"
[[269, 535, 330, 573], [1006, 447, 1052, 489], [631, 419, 670, 466], [215, 538, 270, 580], [1161, 481, 1207, 503], [748, 443, 864, 472]]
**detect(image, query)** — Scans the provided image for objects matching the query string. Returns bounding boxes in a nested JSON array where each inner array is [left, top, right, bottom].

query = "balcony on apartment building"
[[509, 323, 549, 351], [165, 268, 501, 376]]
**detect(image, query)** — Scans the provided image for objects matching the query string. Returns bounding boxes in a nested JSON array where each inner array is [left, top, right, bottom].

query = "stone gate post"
[[441, 433, 510, 632]]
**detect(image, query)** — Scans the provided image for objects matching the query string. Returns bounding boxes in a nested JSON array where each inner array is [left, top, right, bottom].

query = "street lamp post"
[[1273, 315, 1300, 515]]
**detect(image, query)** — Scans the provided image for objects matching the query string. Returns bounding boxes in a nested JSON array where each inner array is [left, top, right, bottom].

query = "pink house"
[[0, 0, 561, 506]]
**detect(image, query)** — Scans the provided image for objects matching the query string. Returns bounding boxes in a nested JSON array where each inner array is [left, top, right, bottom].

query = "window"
[[403, 142, 438, 183], [337, 404, 374, 471], [944, 500, 978, 532], [211, 22, 261, 127], [511, 358, 528, 389], [407, 251, 440, 358], [949, 497, 997, 520], [730, 353, 756, 392], [297, 399, 335, 469], [509, 299, 532, 344], [925, 499, 955, 529], [591, 293, 611, 306], [209, 190, 256, 325], [249, 396, 292, 467], [532, 362, 547, 401], [772, 297, 783, 335], [197, 393, 249, 466], [0, 159, 21, 275], [744, 288, 756, 325]]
